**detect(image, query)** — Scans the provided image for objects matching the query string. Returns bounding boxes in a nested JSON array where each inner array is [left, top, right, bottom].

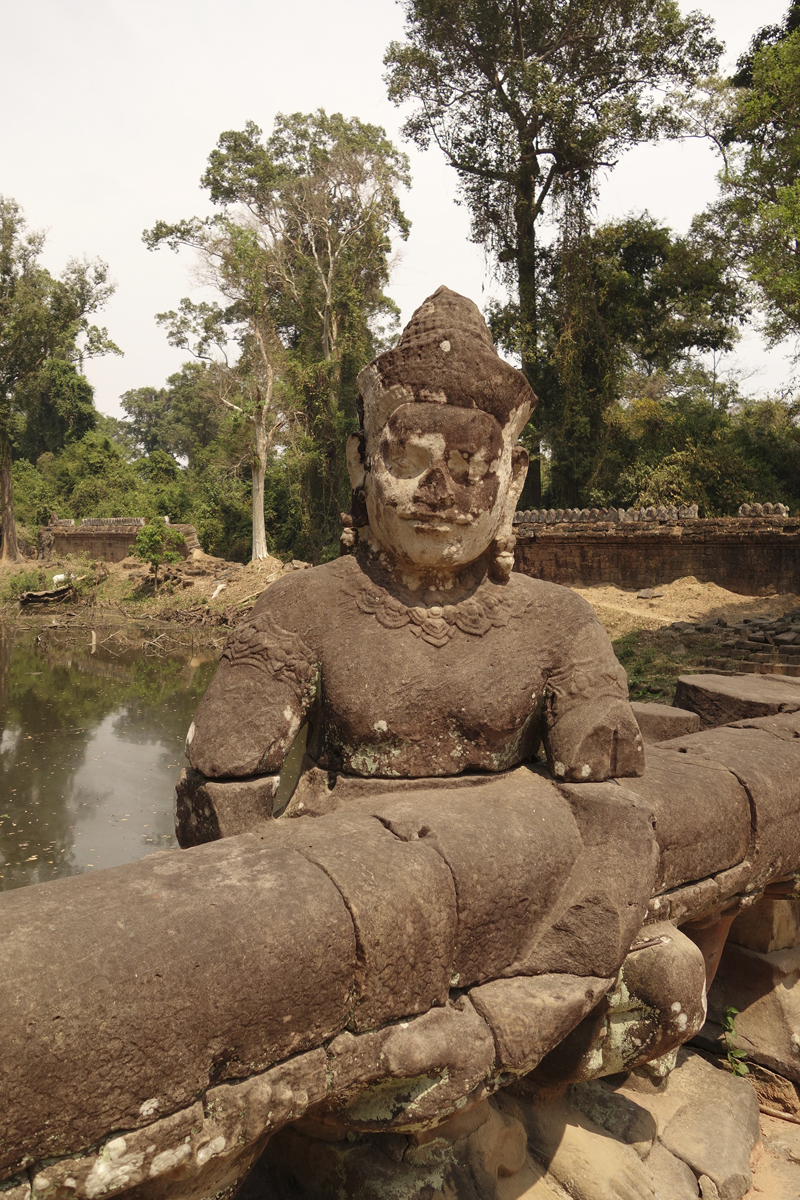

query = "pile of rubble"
[[668, 610, 800, 677]]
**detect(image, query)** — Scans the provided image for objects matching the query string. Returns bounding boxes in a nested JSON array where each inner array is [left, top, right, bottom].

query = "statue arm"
[[186, 610, 320, 780], [541, 614, 645, 783]]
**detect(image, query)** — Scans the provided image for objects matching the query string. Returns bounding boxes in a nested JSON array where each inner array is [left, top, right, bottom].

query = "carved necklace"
[[353, 580, 527, 648]]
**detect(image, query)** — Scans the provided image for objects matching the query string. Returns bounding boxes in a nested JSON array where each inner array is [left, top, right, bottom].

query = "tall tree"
[[712, 7, 800, 346], [146, 110, 410, 560], [384, 0, 721, 385], [522, 211, 746, 503], [0, 197, 118, 559]]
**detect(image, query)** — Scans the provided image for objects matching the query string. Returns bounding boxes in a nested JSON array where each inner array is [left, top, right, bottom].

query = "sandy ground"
[[573, 576, 800, 639]]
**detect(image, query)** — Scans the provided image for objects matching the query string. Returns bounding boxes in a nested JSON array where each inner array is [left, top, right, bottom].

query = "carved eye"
[[385, 441, 430, 479]]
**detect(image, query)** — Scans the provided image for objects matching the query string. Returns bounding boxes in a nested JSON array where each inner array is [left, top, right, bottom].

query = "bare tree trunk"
[[0, 432, 20, 563], [251, 410, 269, 561]]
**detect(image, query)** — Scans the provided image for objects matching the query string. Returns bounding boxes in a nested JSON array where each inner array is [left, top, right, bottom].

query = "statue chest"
[[315, 625, 546, 777]]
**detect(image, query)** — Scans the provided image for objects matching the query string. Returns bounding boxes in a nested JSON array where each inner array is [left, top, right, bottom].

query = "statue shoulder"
[[509, 573, 601, 629], [249, 557, 358, 633]]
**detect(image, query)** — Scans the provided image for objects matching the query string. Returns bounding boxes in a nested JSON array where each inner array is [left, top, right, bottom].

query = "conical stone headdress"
[[356, 286, 537, 450]]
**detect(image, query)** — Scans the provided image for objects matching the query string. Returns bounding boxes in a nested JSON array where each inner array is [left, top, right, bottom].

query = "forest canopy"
[[6, 6, 800, 563]]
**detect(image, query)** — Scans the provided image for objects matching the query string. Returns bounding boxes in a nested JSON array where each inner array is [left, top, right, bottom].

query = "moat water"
[[0, 622, 219, 891]]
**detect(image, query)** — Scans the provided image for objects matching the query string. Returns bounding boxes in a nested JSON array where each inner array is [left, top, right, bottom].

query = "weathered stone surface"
[[0, 837, 356, 1176], [702, 940, 800, 1085], [469, 973, 612, 1076], [647, 1142, 701, 1199], [646, 861, 752, 926], [673, 672, 800, 728], [728, 707, 800, 741], [1, 1181, 31, 1200], [530, 923, 707, 1088], [253, 809, 457, 1030], [566, 1081, 657, 1158], [28, 1051, 328, 1200], [729, 895, 800, 953], [631, 701, 701, 744], [520, 781, 658, 977], [499, 1088, 659, 1199], [359, 769, 582, 989], [314, 997, 497, 1132], [174, 767, 278, 846], [658, 725, 800, 888], [620, 746, 750, 892], [617, 1049, 759, 1200], [187, 613, 320, 779]]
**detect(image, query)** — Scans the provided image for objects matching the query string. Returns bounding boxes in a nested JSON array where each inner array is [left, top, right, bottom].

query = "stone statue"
[[185, 287, 644, 792]]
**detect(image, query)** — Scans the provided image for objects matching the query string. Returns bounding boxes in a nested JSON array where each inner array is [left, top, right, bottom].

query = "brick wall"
[[514, 517, 800, 596], [39, 521, 199, 563]]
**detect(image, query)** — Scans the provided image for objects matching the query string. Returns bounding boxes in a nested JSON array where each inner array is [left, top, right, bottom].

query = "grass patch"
[[613, 629, 726, 703]]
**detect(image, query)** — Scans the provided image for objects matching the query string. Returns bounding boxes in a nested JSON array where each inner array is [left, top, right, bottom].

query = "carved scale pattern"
[[221, 613, 318, 697]]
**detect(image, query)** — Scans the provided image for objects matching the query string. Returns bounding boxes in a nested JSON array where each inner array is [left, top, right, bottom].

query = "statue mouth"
[[400, 508, 474, 527]]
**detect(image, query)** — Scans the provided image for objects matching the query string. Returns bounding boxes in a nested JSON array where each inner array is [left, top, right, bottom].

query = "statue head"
[[346, 287, 537, 583]]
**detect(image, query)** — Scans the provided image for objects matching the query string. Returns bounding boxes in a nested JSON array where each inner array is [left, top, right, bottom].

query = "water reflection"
[[0, 624, 218, 890]]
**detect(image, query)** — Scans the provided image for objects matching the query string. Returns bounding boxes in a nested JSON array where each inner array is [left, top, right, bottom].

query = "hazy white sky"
[[0, 0, 792, 416]]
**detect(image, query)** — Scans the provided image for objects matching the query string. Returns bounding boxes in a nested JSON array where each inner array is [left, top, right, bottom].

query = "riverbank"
[[0, 550, 309, 635]]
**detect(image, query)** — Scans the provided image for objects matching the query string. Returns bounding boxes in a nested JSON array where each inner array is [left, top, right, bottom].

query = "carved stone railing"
[[3, 675, 800, 1200], [514, 502, 791, 526]]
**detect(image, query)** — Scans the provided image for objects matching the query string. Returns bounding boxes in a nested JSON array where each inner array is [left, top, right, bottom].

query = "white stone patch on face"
[[186, 721, 195, 745], [139, 1097, 159, 1119], [675, 1012, 688, 1031], [374, 719, 388, 732], [671, 1001, 682, 1013], [554, 761, 565, 777], [440, 340, 451, 352], [581, 764, 591, 778], [106, 1138, 128, 1161]]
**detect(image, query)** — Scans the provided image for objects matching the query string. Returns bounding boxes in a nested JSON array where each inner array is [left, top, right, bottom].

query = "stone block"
[[729, 897, 800, 953], [673, 672, 800, 728], [521, 781, 658, 977], [703, 940, 800, 1086], [617, 1048, 759, 1200], [318, 997, 497, 1132], [253, 810, 457, 1031], [621, 746, 750, 892], [727, 708, 800, 741], [174, 767, 279, 846], [469, 973, 612, 1076], [658, 725, 800, 889], [631, 701, 701, 744], [360, 769, 583, 989], [0, 837, 356, 1176]]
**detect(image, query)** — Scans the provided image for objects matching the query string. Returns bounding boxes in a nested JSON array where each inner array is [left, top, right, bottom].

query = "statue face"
[[364, 403, 512, 570]]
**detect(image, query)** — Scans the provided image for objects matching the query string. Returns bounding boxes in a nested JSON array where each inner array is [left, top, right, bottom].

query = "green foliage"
[[0, 196, 118, 557], [14, 358, 96, 459], [385, 0, 721, 375], [499, 211, 747, 506], [130, 519, 186, 587], [145, 110, 410, 561], [713, 12, 800, 345], [722, 1006, 750, 1076], [0, 567, 43, 603]]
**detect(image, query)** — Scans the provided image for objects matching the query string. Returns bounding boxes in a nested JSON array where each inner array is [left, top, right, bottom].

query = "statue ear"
[[346, 433, 366, 490]]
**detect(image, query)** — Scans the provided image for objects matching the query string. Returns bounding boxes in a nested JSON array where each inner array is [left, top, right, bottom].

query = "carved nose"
[[415, 465, 455, 509]]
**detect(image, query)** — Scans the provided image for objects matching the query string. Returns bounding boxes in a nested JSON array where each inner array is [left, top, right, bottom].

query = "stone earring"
[[490, 532, 516, 582]]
